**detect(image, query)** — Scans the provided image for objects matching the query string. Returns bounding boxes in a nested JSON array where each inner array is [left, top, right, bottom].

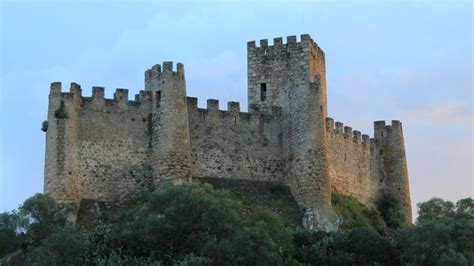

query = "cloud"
[[405, 100, 471, 126]]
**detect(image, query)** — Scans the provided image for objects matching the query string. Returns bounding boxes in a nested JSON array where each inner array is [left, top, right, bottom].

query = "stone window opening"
[[380, 149, 383, 155], [155, 91, 161, 107], [381, 132, 384, 137], [260, 83, 267, 102]]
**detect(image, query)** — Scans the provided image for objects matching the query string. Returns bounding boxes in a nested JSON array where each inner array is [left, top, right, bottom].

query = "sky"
[[0, 0, 472, 220]]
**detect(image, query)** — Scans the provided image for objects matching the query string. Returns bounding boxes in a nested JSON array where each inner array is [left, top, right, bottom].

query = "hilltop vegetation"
[[1, 182, 473, 265]]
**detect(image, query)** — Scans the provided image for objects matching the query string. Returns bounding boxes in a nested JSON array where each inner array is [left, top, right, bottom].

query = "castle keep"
[[44, 34, 411, 230]]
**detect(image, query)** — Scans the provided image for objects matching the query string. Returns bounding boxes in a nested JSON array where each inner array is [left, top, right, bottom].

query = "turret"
[[145, 62, 191, 185], [248, 34, 339, 231], [374, 120, 412, 224], [44, 82, 82, 206]]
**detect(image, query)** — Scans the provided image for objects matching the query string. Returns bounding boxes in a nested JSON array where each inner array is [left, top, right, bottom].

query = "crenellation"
[[325, 117, 334, 131], [273, 37, 283, 46], [163, 61, 173, 72], [114, 88, 129, 102], [353, 130, 361, 143], [227, 101, 240, 112], [186, 97, 198, 109], [300, 33, 311, 42], [374, 120, 386, 139], [44, 34, 411, 230], [344, 126, 352, 138], [286, 35, 297, 46], [92, 86, 105, 99], [335, 122, 344, 134], [50, 82, 62, 96], [362, 134, 370, 145], [207, 99, 219, 110], [70, 82, 82, 97], [152, 63, 162, 74], [247, 40, 256, 49], [177, 63, 185, 75]]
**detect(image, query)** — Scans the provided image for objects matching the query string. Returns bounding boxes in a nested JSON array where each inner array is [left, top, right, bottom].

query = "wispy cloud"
[[405, 100, 471, 126]]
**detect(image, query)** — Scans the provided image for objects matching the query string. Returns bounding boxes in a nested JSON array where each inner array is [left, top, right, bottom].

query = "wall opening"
[[155, 91, 161, 107], [260, 83, 267, 102]]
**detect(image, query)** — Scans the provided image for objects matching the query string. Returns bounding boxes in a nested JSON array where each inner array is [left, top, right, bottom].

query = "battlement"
[[145, 61, 185, 91], [49, 82, 154, 111], [248, 34, 321, 51], [374, 120, 403, 140], [325, 117, 371, 147], [186, 97, 282, 120], [247, 34, 324, 64]]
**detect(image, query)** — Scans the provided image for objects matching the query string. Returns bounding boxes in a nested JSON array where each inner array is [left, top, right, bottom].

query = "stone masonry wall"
[[187, 98, 284, 182], [45, 84, 155, 204], [325, 118, 381, 207]]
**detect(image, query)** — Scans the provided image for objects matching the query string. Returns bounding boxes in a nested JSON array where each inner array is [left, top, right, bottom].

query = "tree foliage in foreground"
[[0, 183, 473, 265]]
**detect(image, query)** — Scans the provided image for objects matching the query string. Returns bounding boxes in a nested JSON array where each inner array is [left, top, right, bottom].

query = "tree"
[[19, 193, 70, 245], [416, 197, 455, 224], [378, 193, 406, 229], [0, 211, 25, 256], [395, 198, 474, 265], [112, 182, 293, 265]]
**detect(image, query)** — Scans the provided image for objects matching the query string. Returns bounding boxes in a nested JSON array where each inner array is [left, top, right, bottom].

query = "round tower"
[[374, 120, 412, 225], [387, 121, 412, 224], [145, 62, 191, 185]]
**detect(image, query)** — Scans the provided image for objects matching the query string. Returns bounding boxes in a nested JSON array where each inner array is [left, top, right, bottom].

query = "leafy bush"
[[378, 193, 406, 229], [41, 120, 48, 132], [393, 197, 474, 265], [1, 184, 472, 266], [331, 192, 387, 232]]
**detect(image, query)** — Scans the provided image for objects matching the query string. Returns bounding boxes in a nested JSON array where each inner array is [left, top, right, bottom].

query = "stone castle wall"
[[187, 99, 284, 181], [44, 34, 412, 228], [325, 118, 380, 207], [45, 84, 155, 204]]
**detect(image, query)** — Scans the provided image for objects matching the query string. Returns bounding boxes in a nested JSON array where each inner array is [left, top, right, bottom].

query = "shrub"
[[378, 193, 406, 229], [41, 121, 48, 132], [331, 192, 387, 233]]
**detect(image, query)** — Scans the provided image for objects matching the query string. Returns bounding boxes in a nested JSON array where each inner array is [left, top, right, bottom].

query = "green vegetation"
[[1, 183, 473, 265], [41, 121, 48, 132], [331, 192, 387, 233], [378, 193, 406, 229], [54, 100, 68, 119]]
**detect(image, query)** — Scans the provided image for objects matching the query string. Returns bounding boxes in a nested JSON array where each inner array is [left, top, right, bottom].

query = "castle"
[[43, 34, 411, 230]]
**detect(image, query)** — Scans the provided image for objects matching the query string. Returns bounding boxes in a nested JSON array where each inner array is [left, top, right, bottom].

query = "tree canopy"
[[1, 182, 472, 265]]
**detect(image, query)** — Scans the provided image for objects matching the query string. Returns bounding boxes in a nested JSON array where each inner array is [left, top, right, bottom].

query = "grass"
[[331, 192, 387, 233]]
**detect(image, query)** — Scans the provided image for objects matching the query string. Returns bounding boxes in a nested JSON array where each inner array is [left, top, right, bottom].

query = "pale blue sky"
[[1, 1, 472, 219]]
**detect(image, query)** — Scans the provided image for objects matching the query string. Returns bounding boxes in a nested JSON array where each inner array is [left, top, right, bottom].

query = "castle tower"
[[374, 120, 412, 224], [145, 62, 191, 185], [44, 82, 82, 205], [248, 35, 339, 231]]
